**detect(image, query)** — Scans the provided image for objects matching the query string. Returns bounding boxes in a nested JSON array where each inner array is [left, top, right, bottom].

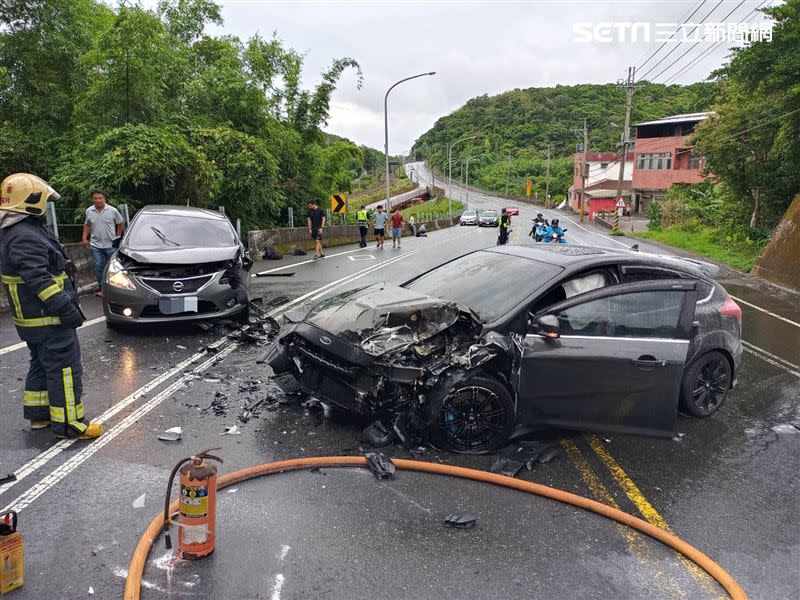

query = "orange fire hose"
[[124, 456, 747, 600]]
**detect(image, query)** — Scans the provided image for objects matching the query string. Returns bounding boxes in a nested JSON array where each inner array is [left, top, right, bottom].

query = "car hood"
[[119, 246, 239, 265], [302, 282, 481, 357]]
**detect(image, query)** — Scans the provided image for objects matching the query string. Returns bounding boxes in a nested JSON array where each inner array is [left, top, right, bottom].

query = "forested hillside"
[[411, 82, 715, 199], [0, 0, 379, 230]]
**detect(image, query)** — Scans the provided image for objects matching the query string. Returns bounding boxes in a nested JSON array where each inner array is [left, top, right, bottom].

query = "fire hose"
[[124, 456, 747, 600]]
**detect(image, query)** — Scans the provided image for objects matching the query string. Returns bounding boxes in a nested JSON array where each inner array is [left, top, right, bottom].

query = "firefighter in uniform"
[[497, 207, 511, 245], [356, 208, 369, 248], [0, 173, 103, 439]]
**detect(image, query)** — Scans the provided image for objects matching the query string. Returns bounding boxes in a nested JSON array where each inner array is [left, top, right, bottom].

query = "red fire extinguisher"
[[162, 448, 223, 559]]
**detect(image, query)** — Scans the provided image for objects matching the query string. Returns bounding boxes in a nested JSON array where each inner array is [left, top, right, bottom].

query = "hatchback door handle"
[[631, 355, 667, 368]]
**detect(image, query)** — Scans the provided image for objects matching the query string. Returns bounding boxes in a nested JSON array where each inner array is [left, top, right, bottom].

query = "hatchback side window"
[[553, 290, 685, 339]]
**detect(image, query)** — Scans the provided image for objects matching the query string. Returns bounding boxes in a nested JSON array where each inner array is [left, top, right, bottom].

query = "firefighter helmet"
[[0, 173, 60, 217]]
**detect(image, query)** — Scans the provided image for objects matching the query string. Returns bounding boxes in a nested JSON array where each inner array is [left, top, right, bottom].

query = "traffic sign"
[[616, 197, 626, 208], [331, 194, 347, 214]]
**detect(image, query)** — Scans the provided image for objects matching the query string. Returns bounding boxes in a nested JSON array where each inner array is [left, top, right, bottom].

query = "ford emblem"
[[319, 335, 332, 345], [172, 281, 184, 292]]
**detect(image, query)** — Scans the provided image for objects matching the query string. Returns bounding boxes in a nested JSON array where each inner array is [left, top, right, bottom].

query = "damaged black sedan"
[[102, 206, 252, 328], [265, 245, 742, 453]]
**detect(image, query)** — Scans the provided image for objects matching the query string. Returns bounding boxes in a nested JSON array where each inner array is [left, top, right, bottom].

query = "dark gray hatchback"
[[102, 206, 252, 328], [265, 245, 742, 453]]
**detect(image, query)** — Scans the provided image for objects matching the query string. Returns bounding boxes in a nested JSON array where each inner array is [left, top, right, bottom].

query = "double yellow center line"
[[563, 434, 726, 599]]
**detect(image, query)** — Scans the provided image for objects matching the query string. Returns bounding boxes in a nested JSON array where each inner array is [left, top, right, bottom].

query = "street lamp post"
[[464, 153, 487, 208], [384, 72, 435, 210], [447, 135, 477, 220]]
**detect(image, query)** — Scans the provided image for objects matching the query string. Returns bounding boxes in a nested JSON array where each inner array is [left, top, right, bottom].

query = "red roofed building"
[[570, 152, 633, 219]]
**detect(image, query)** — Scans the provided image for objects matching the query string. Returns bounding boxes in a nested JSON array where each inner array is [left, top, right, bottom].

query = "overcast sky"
[[151, 0, 776, 152]]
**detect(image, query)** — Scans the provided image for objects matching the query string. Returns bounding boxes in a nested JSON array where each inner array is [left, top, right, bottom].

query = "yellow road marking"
[[586, 434, 725, 599], [560, 438, 686, 598]]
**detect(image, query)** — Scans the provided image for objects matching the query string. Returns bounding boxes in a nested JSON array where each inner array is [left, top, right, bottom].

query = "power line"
[[636, 0, 709, 73], [663, 1, 769, 84], [638, 0, 726, 81], [650, 0, 749, 83]]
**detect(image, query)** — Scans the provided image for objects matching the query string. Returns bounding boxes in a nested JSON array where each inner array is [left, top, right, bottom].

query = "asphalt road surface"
[[1, 165, 798, 599]]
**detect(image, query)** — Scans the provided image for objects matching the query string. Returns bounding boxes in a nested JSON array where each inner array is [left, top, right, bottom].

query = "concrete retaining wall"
[[751, 194, 800, 291], [249, 216, 461, 257], [1, 242, 98, 312]]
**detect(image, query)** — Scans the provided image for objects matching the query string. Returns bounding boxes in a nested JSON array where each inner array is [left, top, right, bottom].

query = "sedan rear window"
[[406, 252, 562, 322], [126, 214, 237, 248]]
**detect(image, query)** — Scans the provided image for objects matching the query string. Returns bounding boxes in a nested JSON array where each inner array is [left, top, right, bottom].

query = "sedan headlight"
[[106, 258, 136, 290]]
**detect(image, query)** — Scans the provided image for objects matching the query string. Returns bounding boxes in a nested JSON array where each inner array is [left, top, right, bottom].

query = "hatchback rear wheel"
[[679, 351, 732, 417], [428, 376, 515, 454]]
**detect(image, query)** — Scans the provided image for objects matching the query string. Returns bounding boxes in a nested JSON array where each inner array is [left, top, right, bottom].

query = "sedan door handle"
[[631, 355, 668, 368]]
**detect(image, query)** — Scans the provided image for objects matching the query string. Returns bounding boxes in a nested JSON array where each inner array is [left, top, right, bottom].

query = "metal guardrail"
[[363, 186, 429, 211]]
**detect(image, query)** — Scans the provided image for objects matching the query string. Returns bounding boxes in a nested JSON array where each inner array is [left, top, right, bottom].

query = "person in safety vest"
[[497, 207, 511, 245], [0, 173, 103, 439], [356, 207, 369, 248]]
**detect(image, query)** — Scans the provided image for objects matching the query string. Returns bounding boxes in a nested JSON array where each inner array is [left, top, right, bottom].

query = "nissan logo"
[[172, 281, 184, 292], [319, 335, 332, 345]]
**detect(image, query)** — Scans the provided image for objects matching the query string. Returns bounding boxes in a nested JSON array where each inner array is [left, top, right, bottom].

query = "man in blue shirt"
[[373, 205, 389, 249]]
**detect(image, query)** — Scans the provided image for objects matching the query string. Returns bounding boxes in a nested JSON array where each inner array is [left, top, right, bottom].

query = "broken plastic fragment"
[[365, 452, 396, 479], [363, 420, 396, 447], [771, 423, 800, 434], [220, 425, 241, 436], [132, 493, 146, 509], [444, 513, 477, 528], [157, 427, 182, 442], [490, 457, 524, 478]]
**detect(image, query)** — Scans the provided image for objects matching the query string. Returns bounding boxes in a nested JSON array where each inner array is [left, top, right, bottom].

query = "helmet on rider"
[[537, 213, 543, 218], [551, 218, 560, 228]]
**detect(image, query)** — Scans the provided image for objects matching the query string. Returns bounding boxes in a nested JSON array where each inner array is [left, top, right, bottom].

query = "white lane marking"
[[732, 295, 800, 329], [742, 341, 800, 377], [2, 344, 237, 513], [0, 351, 203, 496], [253, 245, 370, 274], [348, 255, 375, 261], [270, 574, 285, 600], [0, 315, 107, 355], [0, 231, 463, 510]]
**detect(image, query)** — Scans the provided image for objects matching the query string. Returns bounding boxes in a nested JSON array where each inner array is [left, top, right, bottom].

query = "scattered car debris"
[[267, 296, 290, 308], [672, 432, 686, 442], [254, 272, 295, 278], [220, 425, 242, 436], [365, 453, 396, 479], [408, 446, 428, 459], [262, 247, 282, 260], [0, 473, 17, 486], [363, 420, 396, 447], [157, 427, 182, 442], [302, 398, 324, 413], [226, 488, 238, 494], [88, 586, 95, 595], [771, 423, 800, 435], [490, 441, 561, 476], [291, 248, 307, 256], [444, 513, 477, 529], [176, 345, 187, 350], [132, 493, 146, 509], [490, 457, 524, 478]]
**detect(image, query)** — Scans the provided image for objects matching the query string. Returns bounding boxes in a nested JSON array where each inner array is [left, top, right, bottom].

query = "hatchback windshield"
[[406, 252, 562, 321], [126, 214, 237, 248]]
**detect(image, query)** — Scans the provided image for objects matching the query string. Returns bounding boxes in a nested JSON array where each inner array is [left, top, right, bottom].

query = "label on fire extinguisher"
[[180, 484, 208, 518]]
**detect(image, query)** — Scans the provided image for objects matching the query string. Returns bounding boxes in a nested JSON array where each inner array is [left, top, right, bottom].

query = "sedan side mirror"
[[111, 236, 122, 249], [533, 314, 560, 339]]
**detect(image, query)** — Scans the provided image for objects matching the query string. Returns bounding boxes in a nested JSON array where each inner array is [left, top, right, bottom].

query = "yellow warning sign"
[[525, 180, 532, 198], [331, 194, 347, 214]]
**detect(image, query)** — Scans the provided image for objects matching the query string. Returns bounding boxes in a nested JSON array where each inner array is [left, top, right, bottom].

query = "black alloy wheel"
[[429, 376, 515, 454], [680, 351, 732, 417]]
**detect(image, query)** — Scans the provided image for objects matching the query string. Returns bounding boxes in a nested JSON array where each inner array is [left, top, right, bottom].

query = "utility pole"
[[580, 118, 588, 222], [504, 149, 512, 196], [614, 66, 636, 233], [544, 146, 551, 208]]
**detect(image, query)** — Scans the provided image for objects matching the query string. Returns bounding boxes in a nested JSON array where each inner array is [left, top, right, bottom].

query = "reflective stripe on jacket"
[[0, 217, 77, 328]]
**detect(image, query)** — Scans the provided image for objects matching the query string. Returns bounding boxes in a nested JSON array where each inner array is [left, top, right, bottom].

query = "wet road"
[[0, 165, 798, 599]]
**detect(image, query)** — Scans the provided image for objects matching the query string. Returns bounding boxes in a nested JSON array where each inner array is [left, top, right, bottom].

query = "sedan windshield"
[[462, 210, 477, 217], [406, 252, 562, 321], [126, 214, 237, 249], [482, 211, 497, 217]]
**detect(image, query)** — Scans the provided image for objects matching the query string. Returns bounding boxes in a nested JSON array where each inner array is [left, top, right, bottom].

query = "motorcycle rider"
[[546, 218, 566, 243], [497, 208, 511, 245], [530, 212, 549, 241], [0, 173, 103, 439]]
